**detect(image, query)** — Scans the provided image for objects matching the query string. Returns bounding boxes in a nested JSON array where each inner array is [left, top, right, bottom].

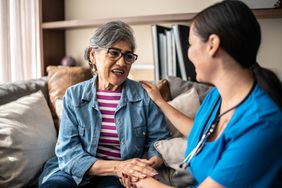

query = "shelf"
[[41, 9, 282, 30], [131, 64, 154, 70], [41, 13, 196, 29], [254, 8, 282, 18]]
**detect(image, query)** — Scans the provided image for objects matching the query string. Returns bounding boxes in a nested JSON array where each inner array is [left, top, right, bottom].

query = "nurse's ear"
[[208, 34, 220, 57]]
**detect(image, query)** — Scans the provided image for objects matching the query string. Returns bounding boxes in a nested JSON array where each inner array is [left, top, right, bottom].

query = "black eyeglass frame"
[[107, 47, 138, 65]]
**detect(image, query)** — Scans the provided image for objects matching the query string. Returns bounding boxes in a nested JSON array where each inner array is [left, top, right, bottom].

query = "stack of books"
[[152, 24, 196, 81]]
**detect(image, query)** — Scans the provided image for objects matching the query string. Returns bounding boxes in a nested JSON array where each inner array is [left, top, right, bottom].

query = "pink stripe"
[[97, 90, 122, 93], [97, 95, 121, 100], [101, 132, 118, 137], [99, 139, 120, 144], [100, 110, 115, 115], [101, 125, 116, 130], [102, 118, 115, 123], [99, 144, 120, 150], [98, 102, 118, 108], [97, 149, 121, 158]]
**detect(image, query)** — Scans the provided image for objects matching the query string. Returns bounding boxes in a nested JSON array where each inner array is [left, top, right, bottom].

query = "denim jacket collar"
[[80, 75, 143, 109]]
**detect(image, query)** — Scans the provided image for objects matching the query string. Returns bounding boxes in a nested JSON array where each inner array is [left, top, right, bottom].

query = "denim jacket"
[[40, 76, 170, 185]]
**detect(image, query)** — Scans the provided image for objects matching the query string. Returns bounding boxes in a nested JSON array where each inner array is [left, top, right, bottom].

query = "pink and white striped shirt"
[[96, 90, 122, 160]]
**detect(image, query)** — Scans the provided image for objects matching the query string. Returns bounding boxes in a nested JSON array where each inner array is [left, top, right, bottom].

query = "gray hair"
[[84, 20, 136, 72]]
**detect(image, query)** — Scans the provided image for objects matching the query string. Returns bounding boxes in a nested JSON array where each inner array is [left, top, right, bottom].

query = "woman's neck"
[[215, 65, 255, 111], [96, 77, 122, 91]]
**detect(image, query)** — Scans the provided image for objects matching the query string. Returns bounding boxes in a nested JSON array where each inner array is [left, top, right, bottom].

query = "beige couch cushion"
[[0, 91, 57, 188], [167, 87, 200, 137]]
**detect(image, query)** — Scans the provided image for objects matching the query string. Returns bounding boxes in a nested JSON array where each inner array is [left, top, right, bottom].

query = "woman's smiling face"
[[188, 24, 213, 83], [91, 41, 134, 91]]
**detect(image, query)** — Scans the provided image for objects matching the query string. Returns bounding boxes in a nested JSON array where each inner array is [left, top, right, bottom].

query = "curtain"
[[0, 0, 41, 84]]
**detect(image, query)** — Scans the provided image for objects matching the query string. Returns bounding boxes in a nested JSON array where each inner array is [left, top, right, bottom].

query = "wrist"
[[156, 98, 166, 107], [114, 161, 122, 176]]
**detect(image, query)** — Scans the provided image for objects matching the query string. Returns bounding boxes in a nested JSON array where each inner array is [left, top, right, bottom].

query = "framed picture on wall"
[[237, 0, 281, 9]]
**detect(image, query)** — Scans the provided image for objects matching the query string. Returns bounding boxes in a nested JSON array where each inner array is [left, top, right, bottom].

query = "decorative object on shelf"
[[274, 0, 281, 8], [61, 56, 77, 66]]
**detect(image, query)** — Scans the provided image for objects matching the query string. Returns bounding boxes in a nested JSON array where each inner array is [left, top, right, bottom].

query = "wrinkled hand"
[[148, 156, 163, 169], [116, 158, 158, 188], [140, 81, 164, 105]]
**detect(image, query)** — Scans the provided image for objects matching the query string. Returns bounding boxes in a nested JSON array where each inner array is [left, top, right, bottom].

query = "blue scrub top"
[[186, 84, 282, 187]]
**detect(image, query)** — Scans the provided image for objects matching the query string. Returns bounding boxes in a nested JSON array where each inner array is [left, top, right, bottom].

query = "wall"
[[65, 0, 282, 80]]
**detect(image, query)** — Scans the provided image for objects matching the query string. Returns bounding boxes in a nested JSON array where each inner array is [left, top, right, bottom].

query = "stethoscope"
[[180, 83, 255, 169], [179, 95, 221, 169]]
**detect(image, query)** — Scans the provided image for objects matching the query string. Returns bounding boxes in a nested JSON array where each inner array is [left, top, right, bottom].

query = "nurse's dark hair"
[[192, 0, 282, 109]]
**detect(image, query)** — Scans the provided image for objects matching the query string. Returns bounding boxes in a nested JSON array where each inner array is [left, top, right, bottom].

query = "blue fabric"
[[39, 76, 170, 185], [39, 170, 124, 188], [186, 84, 282, 187]]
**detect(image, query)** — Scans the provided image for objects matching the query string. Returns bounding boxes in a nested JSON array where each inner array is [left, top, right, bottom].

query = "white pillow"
[[0, 91, 57, 188], [155, 138, 196, 187], [155, 137, 186, 170], [167, 87, 200, 137], [154, 87, 200, 187], [55, 97, 63, 122]]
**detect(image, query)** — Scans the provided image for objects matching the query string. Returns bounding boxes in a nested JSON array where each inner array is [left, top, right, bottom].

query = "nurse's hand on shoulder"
[[140, 81, 164, 106]]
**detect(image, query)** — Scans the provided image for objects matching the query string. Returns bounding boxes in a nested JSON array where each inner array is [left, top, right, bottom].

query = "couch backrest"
[[0, 77, 49, 105]]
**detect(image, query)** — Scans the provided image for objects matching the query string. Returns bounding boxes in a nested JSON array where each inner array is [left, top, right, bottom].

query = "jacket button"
[[121, 139, 125, 145], [142, 131, 146, 136]]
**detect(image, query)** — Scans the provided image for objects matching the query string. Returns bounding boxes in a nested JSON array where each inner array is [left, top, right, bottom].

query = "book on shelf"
[[151, 25, 170, 81], [151, 24, 196, 81], [172, 24, 196, 81]]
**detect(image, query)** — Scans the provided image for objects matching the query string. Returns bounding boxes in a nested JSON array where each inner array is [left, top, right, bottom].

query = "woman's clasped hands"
[[115, 158, 159, 188]]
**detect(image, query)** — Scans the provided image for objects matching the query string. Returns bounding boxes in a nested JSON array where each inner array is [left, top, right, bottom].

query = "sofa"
[[0, 66, 211, 188]]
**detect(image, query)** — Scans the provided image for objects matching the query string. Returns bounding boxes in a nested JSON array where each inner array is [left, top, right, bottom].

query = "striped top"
[[96, 89, 122, 160]]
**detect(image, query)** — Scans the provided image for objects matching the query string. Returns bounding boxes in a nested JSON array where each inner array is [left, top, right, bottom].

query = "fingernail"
[[151, 172, 158, 176]]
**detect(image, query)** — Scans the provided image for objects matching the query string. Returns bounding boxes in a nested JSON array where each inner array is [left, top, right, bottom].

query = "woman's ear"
[[208, 34, 220, 57], [89, 48, 96, 65]]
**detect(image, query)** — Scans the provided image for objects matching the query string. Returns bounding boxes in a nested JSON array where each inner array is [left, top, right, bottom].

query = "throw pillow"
[[167, 76, 212, 103], [167, 87, 200, 137], [47, 65, 92, 130], [55, 98, 63, 123], [155, 137, 186, 170], [155, 138, 196, 187], [0, 91, 57, 188], [154, 87, 200, 187]]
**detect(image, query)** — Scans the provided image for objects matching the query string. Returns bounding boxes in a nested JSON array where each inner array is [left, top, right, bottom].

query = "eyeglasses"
[[107, 47, 138, 65]]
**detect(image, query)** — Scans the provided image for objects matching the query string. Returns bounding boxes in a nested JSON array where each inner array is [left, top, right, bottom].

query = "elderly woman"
[[39, 21, 170, 188]]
